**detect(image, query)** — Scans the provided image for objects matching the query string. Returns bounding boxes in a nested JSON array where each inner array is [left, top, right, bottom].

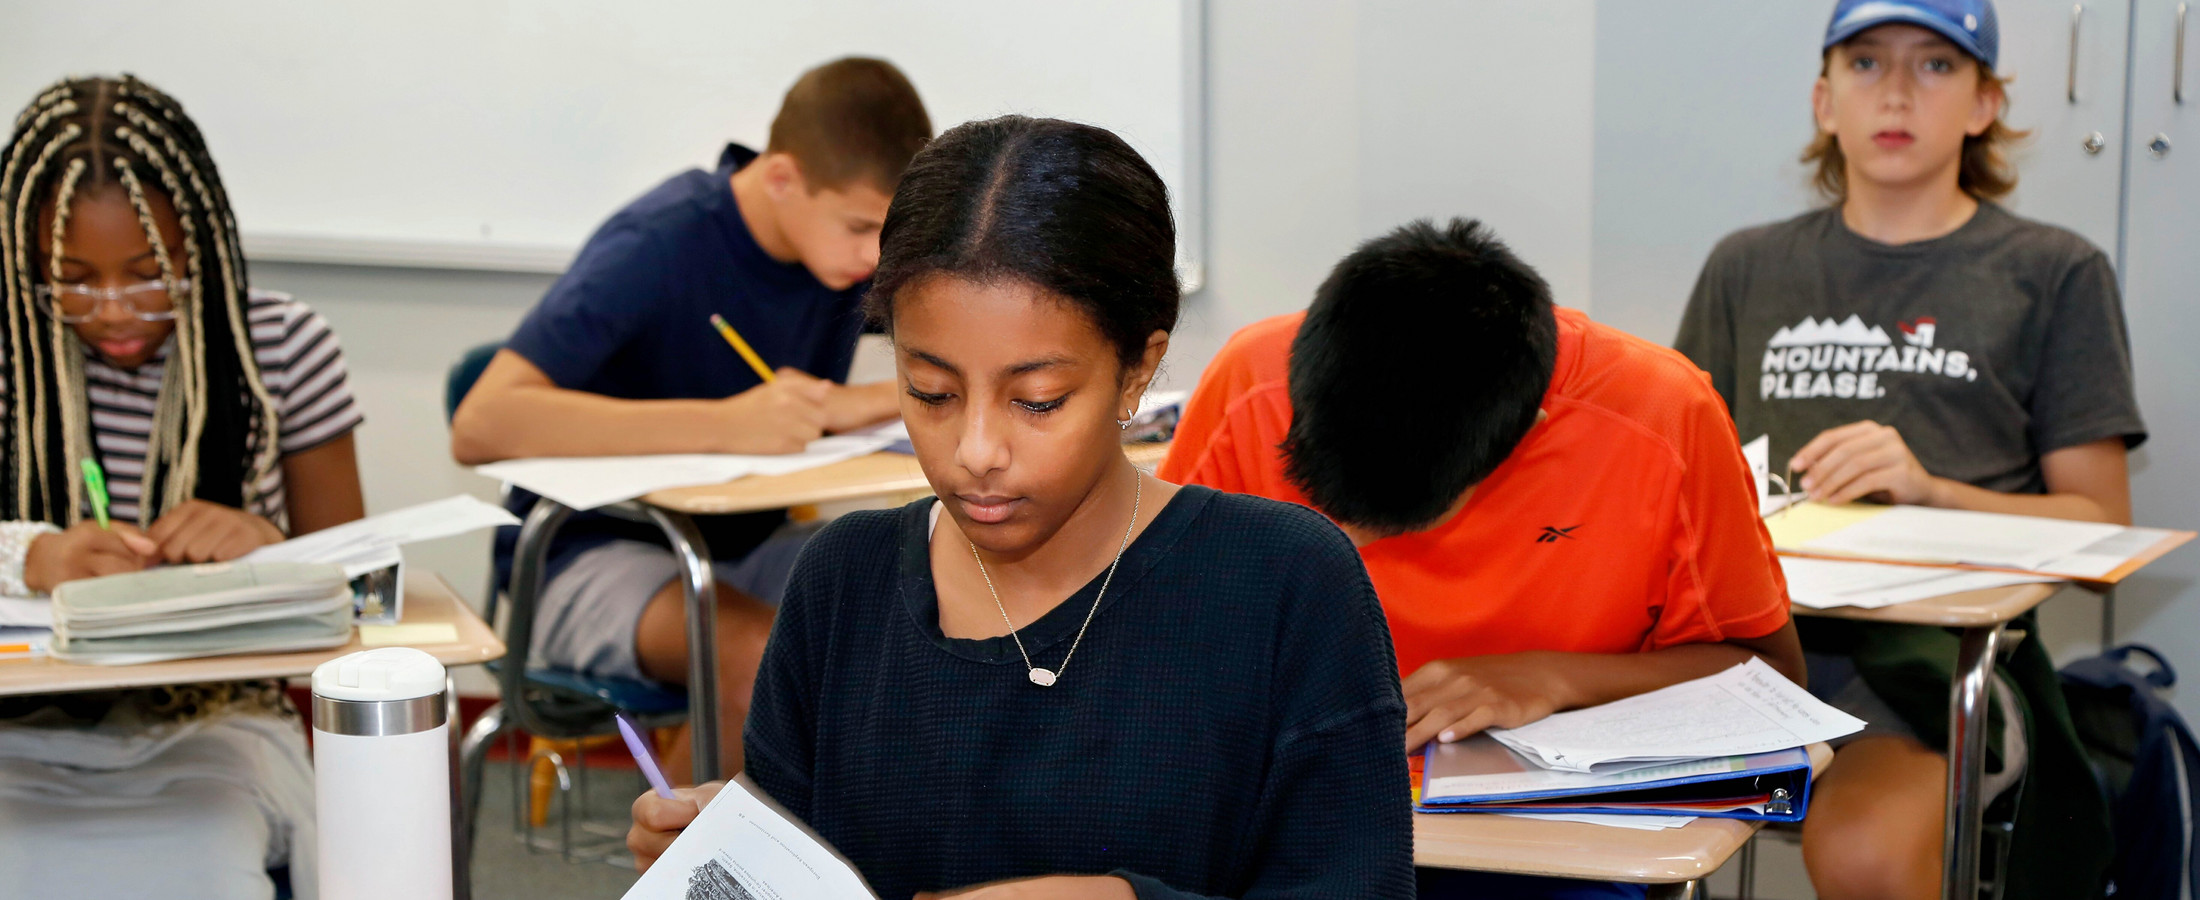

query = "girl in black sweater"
[[627, 116, 1413, 900]]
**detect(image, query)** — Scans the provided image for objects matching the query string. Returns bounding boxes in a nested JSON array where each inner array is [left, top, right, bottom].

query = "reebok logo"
[[1535, 525, 1580, 544]]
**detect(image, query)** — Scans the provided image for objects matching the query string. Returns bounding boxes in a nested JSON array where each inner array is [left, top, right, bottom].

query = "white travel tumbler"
[[313, 647, 452, 900]]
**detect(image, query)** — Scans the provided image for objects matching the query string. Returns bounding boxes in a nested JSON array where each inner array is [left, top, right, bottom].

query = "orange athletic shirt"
[[1158, 308, 1792, 678]]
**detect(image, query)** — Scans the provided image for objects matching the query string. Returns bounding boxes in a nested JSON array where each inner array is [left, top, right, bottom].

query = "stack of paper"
[[1779, 557, 2060, 610], [1487, 658, 1861, 772], [476, 434, 894, 511], [1767, 502, 2193, 581], [51, 561, 357, 665], [1419, 659, 1861, 823]]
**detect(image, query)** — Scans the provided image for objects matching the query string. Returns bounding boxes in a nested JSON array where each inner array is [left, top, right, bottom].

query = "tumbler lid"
[[313, 647, 445, 702]]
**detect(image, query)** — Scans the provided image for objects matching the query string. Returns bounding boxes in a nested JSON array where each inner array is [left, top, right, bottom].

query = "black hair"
[[2, 75, 280, 526], [865, 115, 1178, 372], [1282, 218, 1557, 534]]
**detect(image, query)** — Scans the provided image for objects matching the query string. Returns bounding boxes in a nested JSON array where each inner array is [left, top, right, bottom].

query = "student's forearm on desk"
[[453, 387, 752, 462], [1925, 439, 2133, 524], [1926, 479, 2127, 524]]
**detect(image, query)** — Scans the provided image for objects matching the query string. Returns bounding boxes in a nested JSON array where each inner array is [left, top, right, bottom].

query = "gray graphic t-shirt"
[[1675, 203, 2145, 495]]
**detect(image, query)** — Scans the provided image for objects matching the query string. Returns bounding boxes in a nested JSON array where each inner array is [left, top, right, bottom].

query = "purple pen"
[[615, 713, 677, 799]]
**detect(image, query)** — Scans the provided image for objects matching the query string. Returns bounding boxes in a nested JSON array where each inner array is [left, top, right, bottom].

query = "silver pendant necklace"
[[967, 475, 1141, 688]]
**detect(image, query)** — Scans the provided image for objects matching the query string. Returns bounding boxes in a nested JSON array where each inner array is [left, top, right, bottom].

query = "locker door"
[[1995, 0, 2133, 251], [2117, 0, 2200, 721]]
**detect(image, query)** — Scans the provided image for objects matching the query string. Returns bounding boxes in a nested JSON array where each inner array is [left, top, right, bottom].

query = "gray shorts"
[[1805, 650, 1923, 745], [1807, 649, 2027, 801], [530, 526, 816, 683]]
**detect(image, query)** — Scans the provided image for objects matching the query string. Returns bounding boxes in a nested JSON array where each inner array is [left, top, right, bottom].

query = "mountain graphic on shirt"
[[1766, 315, 1894, 348]]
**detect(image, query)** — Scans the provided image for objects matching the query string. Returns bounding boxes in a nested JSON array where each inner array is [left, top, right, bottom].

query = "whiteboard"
[[1, 1, 1205, 284]]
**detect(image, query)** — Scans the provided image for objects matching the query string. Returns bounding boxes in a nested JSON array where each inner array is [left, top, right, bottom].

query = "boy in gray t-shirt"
[[1678, 200, 2144, 496], [1676, 1, 2141, 898]]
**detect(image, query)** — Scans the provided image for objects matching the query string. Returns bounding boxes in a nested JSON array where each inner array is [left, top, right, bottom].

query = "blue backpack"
[[2061, 644, 2200, 900]]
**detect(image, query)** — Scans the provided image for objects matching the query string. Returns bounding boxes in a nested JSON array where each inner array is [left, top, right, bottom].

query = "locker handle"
[[2178, 2, 2188, 104], [2070, 3, 2084, 104]]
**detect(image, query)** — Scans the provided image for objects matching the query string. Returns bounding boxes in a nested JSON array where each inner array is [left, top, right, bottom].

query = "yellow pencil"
[[708, 313, 776, 383]]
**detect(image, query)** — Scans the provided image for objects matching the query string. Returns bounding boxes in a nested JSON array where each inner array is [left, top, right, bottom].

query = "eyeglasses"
[[31, 279, 187, 323]]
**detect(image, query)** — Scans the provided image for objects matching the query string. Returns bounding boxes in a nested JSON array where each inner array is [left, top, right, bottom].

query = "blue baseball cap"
[[1824, 0, 2000, 69]]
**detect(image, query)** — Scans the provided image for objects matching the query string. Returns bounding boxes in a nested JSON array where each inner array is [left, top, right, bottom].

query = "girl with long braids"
[[0, 75, 366, 898]]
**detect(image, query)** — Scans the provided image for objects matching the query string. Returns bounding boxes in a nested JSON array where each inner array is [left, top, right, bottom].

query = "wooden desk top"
[[1788, 581, 2061, 628], [0, 573, 504, 697], [1414, 743, 1833, 882], [643, 442, 1174, 515]]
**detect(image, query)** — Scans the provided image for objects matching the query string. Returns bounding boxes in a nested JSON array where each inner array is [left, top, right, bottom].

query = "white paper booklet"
[[1778, 557, 2060, 610], [622, 777, 876, 900], [476, 434, 893, 511], [1487, 658, 1864, 773]]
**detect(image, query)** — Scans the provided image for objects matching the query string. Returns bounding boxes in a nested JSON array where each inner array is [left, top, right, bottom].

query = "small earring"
[[1117, 413, 1133, 430]]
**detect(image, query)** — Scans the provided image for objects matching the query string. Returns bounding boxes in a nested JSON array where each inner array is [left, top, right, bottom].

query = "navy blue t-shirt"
[[496, 144, 868, 581]]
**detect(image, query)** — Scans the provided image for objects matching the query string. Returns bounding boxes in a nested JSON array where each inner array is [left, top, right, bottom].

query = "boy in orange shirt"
[[1161, 219, 1805, 899]]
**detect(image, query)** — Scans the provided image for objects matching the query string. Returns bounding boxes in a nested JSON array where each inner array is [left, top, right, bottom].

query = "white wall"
[[248, 0, 1603, 620]]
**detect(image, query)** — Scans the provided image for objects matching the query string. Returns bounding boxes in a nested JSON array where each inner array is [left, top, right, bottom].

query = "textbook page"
[[1488, 658, 1863, 773], [622, 778, 876, 900], [1778, 557, 2059, 610], [245, 495, 518, 569]]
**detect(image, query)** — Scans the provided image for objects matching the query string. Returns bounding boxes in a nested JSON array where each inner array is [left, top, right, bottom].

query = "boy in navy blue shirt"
[[453, 57, 930, 777]]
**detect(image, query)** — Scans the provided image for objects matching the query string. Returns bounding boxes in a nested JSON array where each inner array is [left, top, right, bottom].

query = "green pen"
[[80, 459, 111, 529]]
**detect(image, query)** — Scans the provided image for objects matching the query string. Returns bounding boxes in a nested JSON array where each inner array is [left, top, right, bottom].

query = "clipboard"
[[1417, 735, 1818, 823]]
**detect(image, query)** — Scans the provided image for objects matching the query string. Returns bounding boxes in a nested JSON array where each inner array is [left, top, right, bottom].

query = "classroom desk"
[[506, 442, 1176, 786], [0, 572, 503, 696], [1414, 742, 1834, 899], [0, 572, 502, 900], [1790, 581, 2062, 900]]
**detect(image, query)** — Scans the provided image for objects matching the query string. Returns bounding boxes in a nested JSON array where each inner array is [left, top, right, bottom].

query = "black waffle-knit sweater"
[[744, 485, 1414, 900]]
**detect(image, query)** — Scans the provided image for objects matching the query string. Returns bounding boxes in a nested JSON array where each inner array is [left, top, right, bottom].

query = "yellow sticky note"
[[1765, 502, 1891, 549], [358, 623, 460, 647]]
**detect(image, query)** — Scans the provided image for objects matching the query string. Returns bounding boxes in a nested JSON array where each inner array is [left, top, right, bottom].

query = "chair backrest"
[[444, 342, 503, 425]]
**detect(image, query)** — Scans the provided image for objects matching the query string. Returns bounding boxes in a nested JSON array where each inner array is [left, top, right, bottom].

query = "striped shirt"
[[74, 290, 362, 526]]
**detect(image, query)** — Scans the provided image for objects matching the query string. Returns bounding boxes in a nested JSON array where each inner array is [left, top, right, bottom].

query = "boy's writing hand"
[[718, 369, 832, 454], [915, 876, 1137, 900], [22, 519, 159, 593], [1401, 652, 1577, 753], [1789, 420, 1939, 506], [145, 499, 287, 564], [628, 781, 723, 873]]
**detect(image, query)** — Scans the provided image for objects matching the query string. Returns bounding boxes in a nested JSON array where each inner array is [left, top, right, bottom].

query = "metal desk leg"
[[1943, 623, 2005, 900], [647, 507, 720, 785], [2100, 586, 2118, 651], [1646, 880, 1700, 900], [448, 674, 469, 900]]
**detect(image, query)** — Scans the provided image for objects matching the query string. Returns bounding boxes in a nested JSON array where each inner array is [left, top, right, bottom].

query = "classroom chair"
[[444, 342, 689, 869]]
